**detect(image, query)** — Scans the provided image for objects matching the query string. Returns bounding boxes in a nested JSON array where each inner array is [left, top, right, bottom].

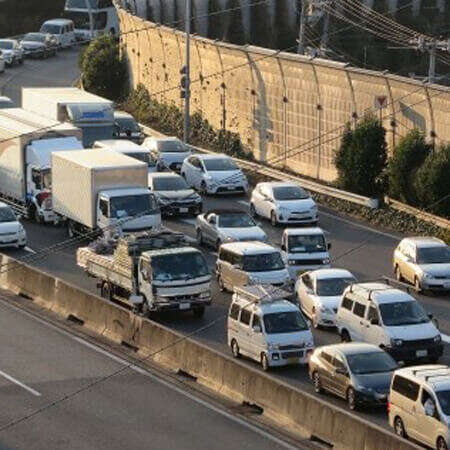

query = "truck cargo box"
[[52, 149, 148, 229]]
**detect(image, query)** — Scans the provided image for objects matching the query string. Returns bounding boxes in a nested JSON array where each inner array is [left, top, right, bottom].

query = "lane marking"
[[24, 247, 36, 254], [0, 299, 297, 450], [0, 369, 41, 397]]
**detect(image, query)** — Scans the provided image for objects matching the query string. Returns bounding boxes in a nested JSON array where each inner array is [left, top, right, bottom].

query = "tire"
[[196, 229, 203, 246], [394, 416, 407, 439], [311, 307, 320, 329], [193, 306, 205, 318], [414, 277, 422, 293], [395, 265, 403, 282], [261, 353, 269, 371], [437, 437, 448, 450], [101, 282, 112, 301], [270, 211, 278, 227], [341, 329, 351, 343], [313, 371, 323, 393], [249, 203, 256, 217], [347, 387, 357, 410], [231, 339, 240, 358]]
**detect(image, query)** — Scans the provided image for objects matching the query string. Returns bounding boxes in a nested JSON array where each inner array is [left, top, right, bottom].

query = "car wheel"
[[231, 339, 240, 358], [270, 210, 278, 227], [394, 416, 407, 438], [341, 329, 351, 343], [261, 353, 269, 371], [249, 203, 256, 217], [192, 307, 205, 318], [196, 229, 203, 246], [414, 277, 422, 293], [394, 265, 403, 282], [347, 387, 357, 410], [437, 437, 448, 450], [313, 371, 323, 393]]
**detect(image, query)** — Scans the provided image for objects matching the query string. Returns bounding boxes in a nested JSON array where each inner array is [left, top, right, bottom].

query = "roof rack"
[[425, 372, 450, 382], [382, 276, 415, 295], [234, 284, 292, 304], [348, 279, 389, 300]]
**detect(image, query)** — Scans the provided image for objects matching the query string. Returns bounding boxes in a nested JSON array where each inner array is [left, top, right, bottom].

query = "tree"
[[79, 34, 128, 102], [334, 115, 388, 197], [388, 129, 432, 205]]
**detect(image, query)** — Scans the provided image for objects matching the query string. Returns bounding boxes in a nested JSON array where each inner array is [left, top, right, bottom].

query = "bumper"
[[314, 310, 337, 327], [41, 210, 58, 223], [288, 263, 331, 280], [268, 348, 313, 366], [0, 235, 26, 248], [386, 343, 444, 362], [207, 184, 248, 195], [355, 390, 388, 407], [160, 202, 202, 216], [421, 278, 450, 291], [152, 299, 211, 312], [277, 212, 319, 224]]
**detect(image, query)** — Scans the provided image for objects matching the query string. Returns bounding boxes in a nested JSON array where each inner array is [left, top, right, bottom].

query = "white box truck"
[[22, 87, 115, 147], [52, 149, 161, 237], [0, 108, 83, 223]]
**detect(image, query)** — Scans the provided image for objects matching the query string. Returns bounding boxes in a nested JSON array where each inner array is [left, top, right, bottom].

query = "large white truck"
[[22, 87, 115, 147], [52, 149, 161, 237], [77, 231, 212, 317], [0, 108, 83, 223]]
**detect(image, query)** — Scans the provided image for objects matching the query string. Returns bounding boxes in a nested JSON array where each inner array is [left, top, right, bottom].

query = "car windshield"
[[109, 194, 157, 219], [151, 252, 209, 281], [346, 351, 398, 375], [203, 158, 238, 171], [316, 277, 355, 296], [243, 252, 285, 272], [263, 311, 308, 334], [157, 140, 186, 153], [378, 301, 429, 326], [436, 390, 450, 416], [288, 234, 326, 253], [24, 34, 46, 43], [40, 24, 61, 34], [116, 117, 141, 132], [218, 213, 256, 228], [0, 207, 16, 223], [153, 176, 188, 191], [417, 246, 450, 264], [126, 152, 156, 167], [0, 41, 13, 50], [272, 186, 309, 200]]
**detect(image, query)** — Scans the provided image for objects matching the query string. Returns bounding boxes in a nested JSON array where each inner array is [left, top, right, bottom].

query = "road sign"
[[374, 95, 388, 109]]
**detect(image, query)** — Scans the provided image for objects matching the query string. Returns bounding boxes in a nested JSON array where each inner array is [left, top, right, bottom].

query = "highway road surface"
[[1, 46, 449, 436]]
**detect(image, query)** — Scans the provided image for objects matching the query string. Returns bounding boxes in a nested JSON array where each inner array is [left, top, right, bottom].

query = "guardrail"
[[140, 124, 380, 209], [385, 196, 450, 231]]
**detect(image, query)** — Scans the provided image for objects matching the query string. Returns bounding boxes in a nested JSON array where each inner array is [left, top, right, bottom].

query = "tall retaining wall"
[[117, 6, 450, 183]]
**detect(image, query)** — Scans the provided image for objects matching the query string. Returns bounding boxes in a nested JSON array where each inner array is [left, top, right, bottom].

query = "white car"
[[296, 268, 356, 328], [250, 182, 318, 226], [0, 39, 23, 65], [181, 154, 248, 194], [143, 136, 191, 172], [40, 19, 76, 49], [0, 202, 27, 249], [0, 53, 5, 74]]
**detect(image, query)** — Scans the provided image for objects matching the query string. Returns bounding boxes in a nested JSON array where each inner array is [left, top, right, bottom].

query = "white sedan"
[[181, 154, 248, 195], [0, 202, 27, 249], [250, 182, 318, 226], [296, 268, 356, 328]]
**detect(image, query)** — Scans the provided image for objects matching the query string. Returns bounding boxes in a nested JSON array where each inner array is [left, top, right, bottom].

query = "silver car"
[[393, 237, 450, 293], [196, 209, 267, 250]]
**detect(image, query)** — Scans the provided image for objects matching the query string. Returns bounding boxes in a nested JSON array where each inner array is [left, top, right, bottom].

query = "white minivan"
[[281, 227, 331, 280], [40, 19, 76, 49], [228, 285, 314, 370], [336, 282, 443, 364], [216, 241, 290, 293]]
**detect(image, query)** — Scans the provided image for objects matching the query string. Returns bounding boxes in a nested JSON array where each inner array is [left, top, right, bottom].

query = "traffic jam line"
[[0, 368, 41, 397]]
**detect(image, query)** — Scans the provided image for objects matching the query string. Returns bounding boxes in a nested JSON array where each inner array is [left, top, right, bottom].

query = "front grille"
[[403, 338, 436, 349], [170, 201, 197, 207], [292, 259, 326, 265], [216, 186, 245, 193], [434, 276, 449, 280], [279, 344, 305, 351], [169, 293, 200, 302], [0, 232, 17, 237], [287, 216, 312, 221], [281, 351, 304, 359]]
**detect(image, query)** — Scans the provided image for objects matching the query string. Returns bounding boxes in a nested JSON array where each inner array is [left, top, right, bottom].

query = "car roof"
[[401, 236, 446, 248], [310, 268, 355, 280], [146, 136, 180, 142], [205, 209, 247, 216], [148, 172, 182, 179], [284, 227, 324, 236], [394, 365, 450, 392], [348, 282, 414, 304], [114, 111, 135, 119], [0, 201, 12, 209], [221, 241, 278, 255], [197, 154, 231, 160], [257, 181, 301, 189], [43, 19, 73, 26], [320, 342, 382, 355], [0, 39, 16, 44]]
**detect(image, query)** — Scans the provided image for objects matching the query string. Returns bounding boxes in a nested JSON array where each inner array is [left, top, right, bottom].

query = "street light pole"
[[183, 0, 191, 144]]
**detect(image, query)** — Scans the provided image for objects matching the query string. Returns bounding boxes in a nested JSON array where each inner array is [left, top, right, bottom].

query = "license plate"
[[179, 303, 190, 310], [226, 186, 236, 190], [416, 350, 428, 357], [179, 207, 188, 213]]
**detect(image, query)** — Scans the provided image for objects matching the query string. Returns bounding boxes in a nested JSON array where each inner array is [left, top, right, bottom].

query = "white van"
[[228, 285, 314, 370], [389, 365, 450, 450], [40, 19, 76, 49], [281, 227, 331, 280], [216, 241, 290, 293], [336, 282, 443, 364]]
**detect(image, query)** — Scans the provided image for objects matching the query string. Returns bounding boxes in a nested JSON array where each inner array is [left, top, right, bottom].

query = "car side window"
[[320, 351, 333, 364], [302, 274, 313, 291], [421, 389, 438, 419], [252, 314, 261, 329], [229, 303, 240, 320], [367, 306, 380, 323], [392, 375, 420, 401], [240, 308, 251, 326], [353, 302, 366, 318], [333, 354, 346, 371], [341, 296, 353, 311]]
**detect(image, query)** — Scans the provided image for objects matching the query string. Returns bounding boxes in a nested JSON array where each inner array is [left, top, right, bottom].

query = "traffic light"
[[180, 66, 188, 99]]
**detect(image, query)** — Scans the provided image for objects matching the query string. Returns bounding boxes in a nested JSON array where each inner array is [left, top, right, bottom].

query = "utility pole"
[[297, 0, 307, 54], [183, 0, 191, 144], [428, 44, 436, 84]]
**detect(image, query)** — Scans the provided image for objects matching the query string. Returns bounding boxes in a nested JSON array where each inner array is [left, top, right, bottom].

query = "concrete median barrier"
[[0, 255, 420, 450]]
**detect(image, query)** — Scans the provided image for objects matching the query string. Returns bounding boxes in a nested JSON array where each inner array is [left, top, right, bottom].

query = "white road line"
[[237, 200, 249, 206], [0, 369, 41, 396], [0, 299, 297, 450], [24, 247, 36, 254], [318, 210, 400, 240], [442, 334, 450, 344]]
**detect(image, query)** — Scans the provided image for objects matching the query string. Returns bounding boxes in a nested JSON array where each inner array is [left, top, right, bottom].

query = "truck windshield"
[[40, 24, 62, 35], [263, 311, 308, 334], [378, 301, 429, 326], [64, 11, 107, 30], [316, 277, 355, 296], [436, 390, 450, 416], [288, 234, 326, 253], [417, 246, 450, 264], [0, 207, 16, 223], [110, 194, 157, 219], [243, 252, 284, 272], [151, 252, 209, 281]]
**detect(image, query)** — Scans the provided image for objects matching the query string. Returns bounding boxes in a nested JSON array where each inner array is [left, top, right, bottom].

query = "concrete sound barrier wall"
[[0, 254, 420, 450], [116, 6, 450, 183]]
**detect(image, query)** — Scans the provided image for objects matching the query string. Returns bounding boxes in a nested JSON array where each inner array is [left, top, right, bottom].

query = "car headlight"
[[391, 338, 403, 347], [288, 260, 298, 266], [199, 291, 210, 299], [279, 206, 289, 213], [18, 224, 24, 233], [422, 272, 433, 279], [322, 258, 330, 265], [267, 343, 279, 351], [194, 195, 202, 203], [434, 335, 442, 344]]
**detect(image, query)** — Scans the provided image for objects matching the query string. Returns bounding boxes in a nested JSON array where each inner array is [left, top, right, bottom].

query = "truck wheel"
[[101, 282, 112, 301], [193, 307, 205, 318]]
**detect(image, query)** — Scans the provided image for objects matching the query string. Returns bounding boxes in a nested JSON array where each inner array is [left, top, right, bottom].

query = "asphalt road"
[[0, 295, 299, 450], [2, 48, 449, 435]]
